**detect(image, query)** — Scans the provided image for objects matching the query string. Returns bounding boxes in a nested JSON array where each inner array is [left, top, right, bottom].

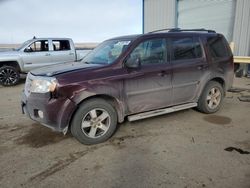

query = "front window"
[[28, 40, 49, 52], [129, 38, 167, 65], [81, 40, 131, 64]]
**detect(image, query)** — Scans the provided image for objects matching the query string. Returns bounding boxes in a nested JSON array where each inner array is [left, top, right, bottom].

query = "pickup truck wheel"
[[197, 81, 224, 113], [71, 99, 117, 145], [0, 66, 20, 86]]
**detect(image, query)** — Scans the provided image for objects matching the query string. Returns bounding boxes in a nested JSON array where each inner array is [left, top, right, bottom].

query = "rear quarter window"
[[207, 36, 230, 60]]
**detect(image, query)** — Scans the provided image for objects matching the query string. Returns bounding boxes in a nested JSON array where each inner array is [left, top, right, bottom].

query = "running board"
[[128, 103, 197, 122]]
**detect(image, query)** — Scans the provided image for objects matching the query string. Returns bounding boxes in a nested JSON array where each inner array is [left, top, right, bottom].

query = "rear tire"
[[0, 66, 20, 86], [197, 81, 224, 113], [70, 99, 117, 145]]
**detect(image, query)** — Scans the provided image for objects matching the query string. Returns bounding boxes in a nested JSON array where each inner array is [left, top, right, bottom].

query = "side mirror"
[[125, 56, 141, 68], [24, 47, 33, 52]]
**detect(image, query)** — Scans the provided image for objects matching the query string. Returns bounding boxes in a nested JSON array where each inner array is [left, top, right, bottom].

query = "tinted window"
[[29, 40, 49, 52], [52, 40, 71, 51], [130, 38, 167, 65], [172, 37, 202, 60], [207, 36, 229, 59]]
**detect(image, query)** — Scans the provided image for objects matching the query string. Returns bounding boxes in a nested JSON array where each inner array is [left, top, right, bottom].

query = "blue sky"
[[0, 0, 142, 43]]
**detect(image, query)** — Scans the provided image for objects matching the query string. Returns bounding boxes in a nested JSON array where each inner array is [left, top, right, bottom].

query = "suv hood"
[[31, 62, 101, 76], [0, 50, 19, 56]]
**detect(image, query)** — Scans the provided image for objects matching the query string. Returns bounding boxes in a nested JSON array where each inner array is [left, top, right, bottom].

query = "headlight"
[[30, 77, 57, 93]]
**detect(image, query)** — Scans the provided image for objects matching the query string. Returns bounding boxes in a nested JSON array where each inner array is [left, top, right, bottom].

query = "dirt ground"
[[0, 78, 250, 188]]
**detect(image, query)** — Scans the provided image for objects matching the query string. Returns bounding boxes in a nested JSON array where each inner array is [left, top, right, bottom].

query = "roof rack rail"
[[148, 28, 216, 34], [148, 28, 180, 33], [169, 28, 216, 33]]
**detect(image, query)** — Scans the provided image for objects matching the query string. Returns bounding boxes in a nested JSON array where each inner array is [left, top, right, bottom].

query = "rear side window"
[[172, 37, 202, 61], [52, 40, 71, 51], [207, 36, 230, 59]]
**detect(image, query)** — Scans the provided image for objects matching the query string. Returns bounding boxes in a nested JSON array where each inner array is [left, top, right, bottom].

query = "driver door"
[[124, 37, 172, 114], [22, 40, 53, 71]]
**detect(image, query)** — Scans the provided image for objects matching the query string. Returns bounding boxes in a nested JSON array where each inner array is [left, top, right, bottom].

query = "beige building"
[[143, 0, 250, 58]]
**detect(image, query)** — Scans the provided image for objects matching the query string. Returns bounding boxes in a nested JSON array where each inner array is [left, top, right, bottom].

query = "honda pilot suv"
[[21, 29, 234, 145]]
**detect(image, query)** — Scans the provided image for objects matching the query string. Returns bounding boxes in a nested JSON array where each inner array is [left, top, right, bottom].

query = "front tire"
[[197, 81, 224, 113], [70, 99, 117, 145], [0, 66, 20, 86]]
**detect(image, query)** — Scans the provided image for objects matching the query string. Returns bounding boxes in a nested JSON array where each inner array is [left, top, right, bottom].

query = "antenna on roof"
[[33, 36, 36, 39]]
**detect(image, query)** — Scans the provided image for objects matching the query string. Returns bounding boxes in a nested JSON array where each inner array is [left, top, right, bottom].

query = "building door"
[[177, 0, 236, 41]]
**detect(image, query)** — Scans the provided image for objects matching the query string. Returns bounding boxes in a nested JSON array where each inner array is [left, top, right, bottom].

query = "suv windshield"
[[81, 40, 131, 64]]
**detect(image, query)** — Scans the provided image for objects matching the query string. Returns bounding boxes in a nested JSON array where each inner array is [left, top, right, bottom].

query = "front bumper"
[[21, 91, 76, 133]]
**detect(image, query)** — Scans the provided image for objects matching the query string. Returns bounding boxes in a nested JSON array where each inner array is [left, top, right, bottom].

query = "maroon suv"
[[21, 29, 234, 144]]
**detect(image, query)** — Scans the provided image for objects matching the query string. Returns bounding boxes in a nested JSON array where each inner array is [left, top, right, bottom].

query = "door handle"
[[197, 65, 208, 70], [197, 65, 203, 70], [45, 53, 51, 56], [69, 52, 74, 55], [158, 70, 167, 77]]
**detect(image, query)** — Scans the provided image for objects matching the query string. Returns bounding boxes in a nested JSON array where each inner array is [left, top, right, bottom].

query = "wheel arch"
[[197, 77, 225, 113], [197, 76, 226, 101], [0, 61, 21, 72], [209, 77, 226, 94]]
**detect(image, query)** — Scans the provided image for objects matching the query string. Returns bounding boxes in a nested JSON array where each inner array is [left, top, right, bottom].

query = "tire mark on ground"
[[26, 133, 157, 185]]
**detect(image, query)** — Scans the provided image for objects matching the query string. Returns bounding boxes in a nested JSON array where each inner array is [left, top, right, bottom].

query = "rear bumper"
[[21, 91, 76, 133], [225, 67, 234, 91]]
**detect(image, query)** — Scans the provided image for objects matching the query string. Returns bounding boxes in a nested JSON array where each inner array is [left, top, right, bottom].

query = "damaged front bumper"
[[21, 91, 76, 134]]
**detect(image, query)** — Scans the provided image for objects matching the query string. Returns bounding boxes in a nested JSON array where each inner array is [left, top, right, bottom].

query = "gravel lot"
[[0, 78, 250, 188]]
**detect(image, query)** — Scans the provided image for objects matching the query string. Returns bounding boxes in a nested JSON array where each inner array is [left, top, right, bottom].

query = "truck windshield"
[[81, 40, 131, 64], [15, 39, 33, 51]]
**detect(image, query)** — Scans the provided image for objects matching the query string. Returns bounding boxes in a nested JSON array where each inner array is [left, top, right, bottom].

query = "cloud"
[[0, 0, 142, 43]]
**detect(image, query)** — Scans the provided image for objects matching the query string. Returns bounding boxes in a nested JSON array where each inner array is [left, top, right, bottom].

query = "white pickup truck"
[[0, 38, 90, 86]]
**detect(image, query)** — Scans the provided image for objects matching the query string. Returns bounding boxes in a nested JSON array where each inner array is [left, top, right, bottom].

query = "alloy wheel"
[[0, 68, 19, 85], [81, 108, 111, 138], [206, 87, 221, 109]]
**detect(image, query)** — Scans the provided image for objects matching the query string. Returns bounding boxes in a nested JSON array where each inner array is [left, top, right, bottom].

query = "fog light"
[[38, 110, 44, 118]]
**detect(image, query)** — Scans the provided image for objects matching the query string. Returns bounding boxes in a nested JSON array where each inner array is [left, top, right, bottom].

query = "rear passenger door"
[[50, 40, 76, 64], [171, 36, 208, 105]]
